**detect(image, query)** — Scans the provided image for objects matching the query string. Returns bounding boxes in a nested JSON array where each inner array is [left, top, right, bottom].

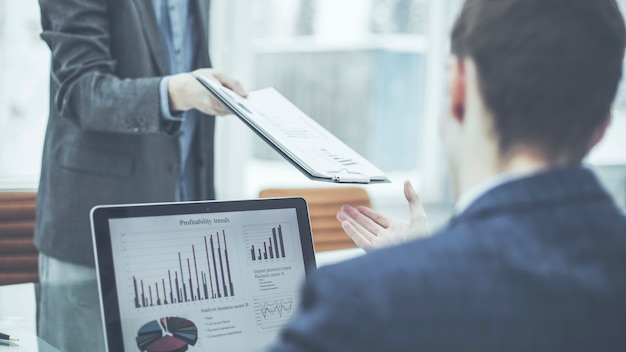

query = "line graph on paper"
[[253, 293, 297, 333]]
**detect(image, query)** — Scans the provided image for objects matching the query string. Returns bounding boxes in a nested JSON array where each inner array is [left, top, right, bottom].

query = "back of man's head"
[[451, 0, 626, 163]]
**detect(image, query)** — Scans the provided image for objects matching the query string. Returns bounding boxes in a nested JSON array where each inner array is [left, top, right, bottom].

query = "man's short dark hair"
[[451, 0, 626, 162]]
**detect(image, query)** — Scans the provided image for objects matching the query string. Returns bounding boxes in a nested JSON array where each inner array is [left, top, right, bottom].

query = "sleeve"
[[159, 77, 184, 122], [39, 0, 176, 135]]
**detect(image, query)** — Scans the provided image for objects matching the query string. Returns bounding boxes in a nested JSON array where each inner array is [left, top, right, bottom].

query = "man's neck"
[[454, 168, 537, 214], [455, 147, 552, 202]]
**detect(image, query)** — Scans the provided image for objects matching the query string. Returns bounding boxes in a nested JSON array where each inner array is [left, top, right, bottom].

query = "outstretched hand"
[[336, 180, 429, 252], [168, 68, 248, 116]]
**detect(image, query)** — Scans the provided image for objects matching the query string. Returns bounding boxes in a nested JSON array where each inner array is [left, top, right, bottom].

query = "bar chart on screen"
[[243, 223, 294, 264], [118, 228, 241, 310]]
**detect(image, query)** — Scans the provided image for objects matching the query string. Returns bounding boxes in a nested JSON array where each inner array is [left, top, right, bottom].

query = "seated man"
[[270, 0, 626, 351]]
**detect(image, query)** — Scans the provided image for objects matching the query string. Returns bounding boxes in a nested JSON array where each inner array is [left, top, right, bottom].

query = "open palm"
[[336, 180, 430, 252]]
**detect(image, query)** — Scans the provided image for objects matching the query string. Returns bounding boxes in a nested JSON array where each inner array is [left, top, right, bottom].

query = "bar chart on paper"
[[243, 223, 294, 264], [119, 228, 240, 310]]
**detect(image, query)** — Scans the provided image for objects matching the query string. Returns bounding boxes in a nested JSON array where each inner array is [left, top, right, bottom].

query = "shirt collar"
[[454, 170, 538, 215]]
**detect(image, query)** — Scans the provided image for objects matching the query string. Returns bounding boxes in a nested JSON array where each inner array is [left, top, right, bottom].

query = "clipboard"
[[192, 73, 390, 184]]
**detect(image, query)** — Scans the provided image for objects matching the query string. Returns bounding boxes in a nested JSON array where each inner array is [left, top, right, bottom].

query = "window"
[[213, 0, 463, 205], [251, 0, 429, 172]]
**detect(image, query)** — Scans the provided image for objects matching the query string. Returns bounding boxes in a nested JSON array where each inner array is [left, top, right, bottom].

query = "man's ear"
[[448, 57, 467, 123], [590, 115, 612, 148]]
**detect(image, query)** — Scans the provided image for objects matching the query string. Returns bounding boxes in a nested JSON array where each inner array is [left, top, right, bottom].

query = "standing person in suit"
[[271, 0, 626, 351], [35, 0, 246, 351]]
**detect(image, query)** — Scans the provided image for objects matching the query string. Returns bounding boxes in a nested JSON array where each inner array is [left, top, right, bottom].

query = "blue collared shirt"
[[153, 0, 195, 74], [152, 0, 200, 200]]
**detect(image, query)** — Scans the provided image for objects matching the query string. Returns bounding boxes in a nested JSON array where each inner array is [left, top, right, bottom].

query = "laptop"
[[90, 198, 317, 352]]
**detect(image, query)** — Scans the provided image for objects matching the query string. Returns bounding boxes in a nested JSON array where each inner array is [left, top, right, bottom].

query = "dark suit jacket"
[[35, 0, 214, 266], [272, 166, 626, 351]]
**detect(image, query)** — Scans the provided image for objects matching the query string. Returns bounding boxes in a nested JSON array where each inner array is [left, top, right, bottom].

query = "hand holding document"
[[193, 74, 389, 183]]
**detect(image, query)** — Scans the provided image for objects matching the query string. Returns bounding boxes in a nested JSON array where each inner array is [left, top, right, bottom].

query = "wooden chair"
[[0, 191, 39, 285], [259, 187, 371, 252]]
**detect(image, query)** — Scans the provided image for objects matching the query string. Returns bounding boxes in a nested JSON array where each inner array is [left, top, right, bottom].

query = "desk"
[[0, 249, 363, 352], [0, 284, 60, 352], [315, 247, 365, 267], [0, 326, 59, 352]]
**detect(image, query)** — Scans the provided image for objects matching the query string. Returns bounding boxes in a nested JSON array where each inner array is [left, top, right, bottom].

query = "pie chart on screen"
[[136, 317, 198, 352]]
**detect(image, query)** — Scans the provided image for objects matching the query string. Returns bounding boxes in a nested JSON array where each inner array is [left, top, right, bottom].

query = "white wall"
[[0, 0, 49, 189]]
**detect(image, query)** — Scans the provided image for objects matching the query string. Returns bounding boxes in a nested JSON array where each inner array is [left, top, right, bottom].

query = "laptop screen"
[[91, 198, 316, 352]]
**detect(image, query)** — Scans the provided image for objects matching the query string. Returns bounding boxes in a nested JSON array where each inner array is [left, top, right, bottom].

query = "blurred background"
[[0, 0, 624, 231]]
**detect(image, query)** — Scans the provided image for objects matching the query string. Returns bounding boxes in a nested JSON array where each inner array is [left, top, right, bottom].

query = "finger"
[[224, 80, 248, 98], [213, 71, 248, 97], [341, 205, 387, 236], [195, 70, 221, 86], [339, 220, 375, 252], [337, 209, 377, 243], [200, 91, 230, 115], [404, 180, 427, 221], [403, 180, 430, 237], [355, 205, 391, 229], [211, 100, 231, 115]]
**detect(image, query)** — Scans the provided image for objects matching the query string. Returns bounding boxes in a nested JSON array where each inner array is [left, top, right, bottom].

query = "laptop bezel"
[[90, 197, 317, 352]]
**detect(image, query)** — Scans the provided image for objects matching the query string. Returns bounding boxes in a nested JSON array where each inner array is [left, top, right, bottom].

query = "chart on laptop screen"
[[107, 208, 307, 352]]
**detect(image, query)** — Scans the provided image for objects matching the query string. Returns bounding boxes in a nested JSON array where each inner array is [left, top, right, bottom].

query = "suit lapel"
[[131, 0, 169, 75]]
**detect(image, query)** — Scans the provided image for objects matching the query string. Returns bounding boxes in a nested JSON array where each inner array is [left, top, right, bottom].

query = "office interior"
[[0, 0, 625, 348]]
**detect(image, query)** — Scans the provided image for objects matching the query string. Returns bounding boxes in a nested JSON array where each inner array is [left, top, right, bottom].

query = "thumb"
[[213, 71, 248, 97], [404, 180, 425, 221]]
